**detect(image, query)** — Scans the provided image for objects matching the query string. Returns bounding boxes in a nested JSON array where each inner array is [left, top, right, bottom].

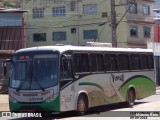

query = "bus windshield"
[[10, 54, 58, 90]]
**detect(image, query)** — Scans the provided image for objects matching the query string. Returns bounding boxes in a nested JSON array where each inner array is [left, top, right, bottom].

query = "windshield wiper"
[[32, 74, 45, 91], [29, 61, 45, 91], [16, 81, 24, 92], [16, 67, 45, 92]]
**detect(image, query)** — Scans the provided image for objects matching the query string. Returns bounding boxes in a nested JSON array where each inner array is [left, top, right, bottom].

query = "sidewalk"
[[0, 94, 9, 111], [156, 86, 160, 90]]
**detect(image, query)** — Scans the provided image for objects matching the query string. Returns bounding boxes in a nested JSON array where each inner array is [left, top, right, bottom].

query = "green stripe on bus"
[[119, 76, 156, 100], [79, 82, 104, 92]]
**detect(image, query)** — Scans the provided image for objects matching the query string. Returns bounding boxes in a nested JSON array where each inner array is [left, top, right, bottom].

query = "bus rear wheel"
[[126, 89, 135, 108], [77, 95, 88, 115]]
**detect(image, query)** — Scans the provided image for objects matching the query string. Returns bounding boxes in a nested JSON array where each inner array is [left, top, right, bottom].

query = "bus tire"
[[76, 94, 88, 115], [126, 88, 135, 108]]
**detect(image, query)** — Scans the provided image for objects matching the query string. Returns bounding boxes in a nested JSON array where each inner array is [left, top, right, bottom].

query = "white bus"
[[2, 45, 156, 115]]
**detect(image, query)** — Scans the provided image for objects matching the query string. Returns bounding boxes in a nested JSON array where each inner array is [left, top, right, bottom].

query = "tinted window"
[[104, 54, 111, 71], [111, 54, 118, 71], [130, 54, 141, 70], [74, 53, 89, 73], [148, 54, 154, 69], [90, 54, 104, 72], [97, 54, 104, 72], [61, 59, 72, 79], [90, 54, 97, 72], [33, 33, 46, 42], [118, 54, 130, 71], [141, 54, 149, 70]]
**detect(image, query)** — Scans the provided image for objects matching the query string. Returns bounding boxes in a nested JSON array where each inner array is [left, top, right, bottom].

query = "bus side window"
[[118, 54, 130, 71], [104, 54, 111, 71], [90, 53, 104, 72], [90, 54, 97, 72], [148, 54, 154, 70], [141, 54, 149, 70], [110, 54, 118, 71], [74, 53, 89, 73], [97, 54, 104, 72], [61, 58, 73, 80], [130, 54, 141, 71]]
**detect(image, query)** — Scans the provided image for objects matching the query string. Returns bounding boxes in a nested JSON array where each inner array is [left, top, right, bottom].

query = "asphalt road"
[[0, 89, 160, 120], [59, 89, 160, 120]]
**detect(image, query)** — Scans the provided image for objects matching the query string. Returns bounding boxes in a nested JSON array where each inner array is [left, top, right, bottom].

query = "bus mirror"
[[74, 75, 79, 79], [2, 59, 13, 76], [2, 63, 7, 76], [62, 54, 72, 60]]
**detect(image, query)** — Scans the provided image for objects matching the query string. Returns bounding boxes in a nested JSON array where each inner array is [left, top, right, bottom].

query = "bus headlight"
[[45, 95, 55, 102], [9, 96, 17, 103]]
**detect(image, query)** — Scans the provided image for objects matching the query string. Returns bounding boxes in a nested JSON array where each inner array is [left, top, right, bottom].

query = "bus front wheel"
[[126, 89, 135, 108], [77, 95, 88, 115]]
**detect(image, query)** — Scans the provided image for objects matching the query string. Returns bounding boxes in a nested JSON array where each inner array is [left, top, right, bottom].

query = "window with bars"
[[33, 8, 45, 18], [70, 1, 76, 11], [52, 6, 66, 16]]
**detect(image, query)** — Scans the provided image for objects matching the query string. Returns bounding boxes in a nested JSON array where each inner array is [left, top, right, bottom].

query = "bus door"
[[60, 54, 75, 111]]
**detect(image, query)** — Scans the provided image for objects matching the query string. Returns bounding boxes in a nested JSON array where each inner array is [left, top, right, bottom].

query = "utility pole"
[[77, 1, 80, 44], [111, 0, 117, 47]]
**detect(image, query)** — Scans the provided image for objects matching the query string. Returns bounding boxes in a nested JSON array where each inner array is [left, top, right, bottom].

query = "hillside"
[[0, 0, 21, 8]]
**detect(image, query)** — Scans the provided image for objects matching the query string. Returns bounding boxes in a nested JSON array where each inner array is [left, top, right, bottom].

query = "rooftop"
[[0, 8, 27, 13], [16, 45, 153, 54]]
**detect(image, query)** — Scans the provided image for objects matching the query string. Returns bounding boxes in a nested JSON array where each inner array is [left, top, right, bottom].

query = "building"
[[0, 8, 27, 93], [21, 0, 154, 48], [0, 8, 27, 50], [118, 0, 154, 48], [150, 0, 160, 86], [22, 0, 110, 47]]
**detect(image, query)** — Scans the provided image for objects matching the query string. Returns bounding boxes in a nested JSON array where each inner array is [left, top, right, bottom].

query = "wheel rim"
[[78, 98, 85, 112], [128, 90, 135, 105]]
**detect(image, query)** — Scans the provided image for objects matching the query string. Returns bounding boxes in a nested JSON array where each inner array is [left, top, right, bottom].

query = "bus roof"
[[15, 45, 153, 54]]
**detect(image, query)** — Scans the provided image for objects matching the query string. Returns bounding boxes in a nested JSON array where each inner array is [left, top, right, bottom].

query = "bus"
[[2, 45, 156, 115]]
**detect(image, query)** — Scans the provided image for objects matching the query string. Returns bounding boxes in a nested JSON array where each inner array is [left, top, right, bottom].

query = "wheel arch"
[[127, 85, 136, 100], [75, 90, 89, 110]]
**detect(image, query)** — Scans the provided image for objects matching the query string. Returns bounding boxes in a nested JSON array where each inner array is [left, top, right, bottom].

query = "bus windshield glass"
[[10, 54, 58, 90]]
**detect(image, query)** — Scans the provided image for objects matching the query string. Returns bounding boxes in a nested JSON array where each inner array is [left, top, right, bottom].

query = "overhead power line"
[[111, 0, 136, 47]]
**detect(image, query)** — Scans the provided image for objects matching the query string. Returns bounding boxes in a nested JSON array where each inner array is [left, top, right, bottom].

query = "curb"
[[156, 86, 160, 90]]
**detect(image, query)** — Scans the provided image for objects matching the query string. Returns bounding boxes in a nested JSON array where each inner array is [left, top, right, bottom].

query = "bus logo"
[[29, 97, 43, 102], [111, 74, 124, 82]]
